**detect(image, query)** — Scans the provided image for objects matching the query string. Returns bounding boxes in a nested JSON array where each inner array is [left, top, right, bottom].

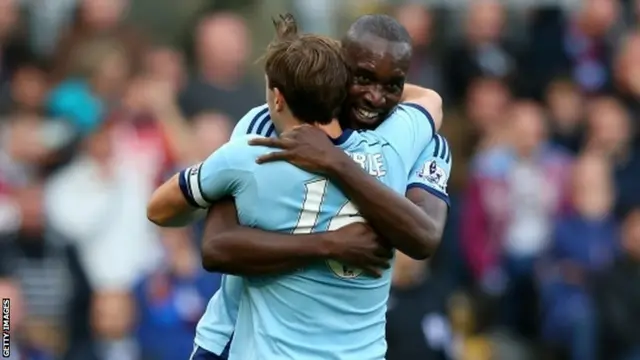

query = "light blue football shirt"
[[183, 104, 435, 359]]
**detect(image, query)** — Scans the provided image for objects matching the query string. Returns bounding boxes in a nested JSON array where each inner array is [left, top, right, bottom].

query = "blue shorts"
[[189, 345, 228, 360]]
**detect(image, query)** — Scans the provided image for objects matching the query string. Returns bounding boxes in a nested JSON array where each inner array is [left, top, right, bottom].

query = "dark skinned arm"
[[201, 199, 331, 275], [201, 199, 391, 276], [325, 155, 444, 259]]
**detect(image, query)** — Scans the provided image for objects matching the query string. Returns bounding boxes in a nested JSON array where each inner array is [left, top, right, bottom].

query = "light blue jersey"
[[184, 104, 436, 359], [407, 133, 452, 206]]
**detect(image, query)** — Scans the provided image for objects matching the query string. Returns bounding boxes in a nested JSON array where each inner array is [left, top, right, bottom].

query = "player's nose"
[[363, 88, 386, 109]]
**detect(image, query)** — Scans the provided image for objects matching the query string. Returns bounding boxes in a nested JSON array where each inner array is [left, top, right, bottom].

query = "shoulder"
[[213, 134, 270, 169], [421, 134, 451, 161], [232, 104, 275, 138]]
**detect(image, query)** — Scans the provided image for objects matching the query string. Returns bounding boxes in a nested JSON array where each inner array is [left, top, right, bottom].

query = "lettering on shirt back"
[[345, 152, 386, 177]]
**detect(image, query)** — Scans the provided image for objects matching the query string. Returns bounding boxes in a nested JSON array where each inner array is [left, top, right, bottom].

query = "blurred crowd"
[[0, 0, 639, 359]]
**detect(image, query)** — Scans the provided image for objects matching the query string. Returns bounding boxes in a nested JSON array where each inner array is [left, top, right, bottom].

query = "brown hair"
[[263, 16, 350, 125]]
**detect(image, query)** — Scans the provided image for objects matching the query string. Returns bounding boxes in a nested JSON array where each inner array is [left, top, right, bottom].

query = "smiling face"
[[342, 33, 411, 130]]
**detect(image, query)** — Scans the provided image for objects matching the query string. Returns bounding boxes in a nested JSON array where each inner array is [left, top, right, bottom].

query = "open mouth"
[[352, 107, 381, 124]]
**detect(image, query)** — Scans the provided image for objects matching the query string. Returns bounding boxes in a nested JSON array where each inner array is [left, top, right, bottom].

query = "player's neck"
[[315, 120, 343, 139]]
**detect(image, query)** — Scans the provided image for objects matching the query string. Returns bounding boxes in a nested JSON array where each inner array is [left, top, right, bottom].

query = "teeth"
[[356, 108, 378, 119]]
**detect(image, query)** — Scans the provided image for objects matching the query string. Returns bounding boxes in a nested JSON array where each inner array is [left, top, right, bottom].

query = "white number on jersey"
[[293, 178, 365, 279]]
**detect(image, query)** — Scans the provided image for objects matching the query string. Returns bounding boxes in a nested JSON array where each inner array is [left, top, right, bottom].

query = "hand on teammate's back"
[[326, 223, 393, 278], [249, 125, 345, 174]]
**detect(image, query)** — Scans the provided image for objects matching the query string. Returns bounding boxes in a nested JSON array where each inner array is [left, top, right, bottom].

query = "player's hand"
[[326, 223, 393, 278], [249, 125, 344, 174]]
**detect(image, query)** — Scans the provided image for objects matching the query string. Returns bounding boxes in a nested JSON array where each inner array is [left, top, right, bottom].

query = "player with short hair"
[[147, 14, 451, 360], [151, 25, 434, 359]]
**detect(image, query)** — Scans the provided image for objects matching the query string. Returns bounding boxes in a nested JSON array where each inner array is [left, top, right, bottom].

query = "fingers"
[[255, 150, 293, 164]]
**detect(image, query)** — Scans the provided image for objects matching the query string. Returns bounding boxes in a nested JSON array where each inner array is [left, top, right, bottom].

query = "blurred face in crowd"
[[571, 154, 613, 218], [93, 47, 130, 100], [545, 79, 584, 132], [81, 0, 127, 31], [579, 0, 619, 37], [615, 32, 640, 96], [12, 65, 48, 112], [466, 0, 505, 44], [466, 77, 511, 132], [341, 33, 411, 129], [623, 209, 640, 261], [395, 4, 432, 48], [192, 112, 232, 159], [144, 47, 185, 91], [508, 101, 547, 156], [0, 0, 17, 41], [196, 14, 250, 77], [7, 116, 48, 164], [586, 97, 631, 154], [91, 291, 134, 340]]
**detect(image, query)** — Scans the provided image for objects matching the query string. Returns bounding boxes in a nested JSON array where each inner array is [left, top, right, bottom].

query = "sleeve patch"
[[417, 160, 448, 193]]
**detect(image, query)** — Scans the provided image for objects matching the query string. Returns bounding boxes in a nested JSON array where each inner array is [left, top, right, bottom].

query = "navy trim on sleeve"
[[402, 103, 436, 137], [247, 108, 269, 135], [432, 134, 441, 158], [439, 136, 448, 160], [178, 169, 201, 208], [406, 182, 450, 206], [443, 138, 452, 163]]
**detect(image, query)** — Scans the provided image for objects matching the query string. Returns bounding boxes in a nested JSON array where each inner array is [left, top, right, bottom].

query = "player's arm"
[[401, 84, 443, 130], [147, 105, 270, 227], [323, 103, 443, 259], [200, 201, 389, 276], [146, 143, 240, 227], [403, 134, 452, 254]]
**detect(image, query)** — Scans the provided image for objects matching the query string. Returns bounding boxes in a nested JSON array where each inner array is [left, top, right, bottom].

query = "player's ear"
[[273, 87, 285, 112]]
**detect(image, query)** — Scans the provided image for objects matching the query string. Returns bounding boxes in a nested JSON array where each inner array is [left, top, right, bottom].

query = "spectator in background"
[[134, 228, 219, 360], [563, 0, 619, 94], [440, 77, 512, 194], [583, 97, 640, 217], [386, 253, 454, 360], [0, 60, 49, 116], [0, 277, 54, 360], [539, 154, 619, 360], [544, 78, 585, 154], [462, 101, 571, 337], [88, 290, 138, 360], [44, 121, 162, 292], [595, 208, 640, 360], [47, 37, 130, 136], [191, 111, 232, 161], [179, 12, 262, 121], [51, 0, 146, 83], [444, 0, 520, 103], [613, 31, 640, 121], [394, 3, 445, 96], [143, 46, 186, 93], [0, 181, 92, 359]]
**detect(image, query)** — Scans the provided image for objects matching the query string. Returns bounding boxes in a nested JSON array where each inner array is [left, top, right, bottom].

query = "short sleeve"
[[406, 134, 452, 206], [230, 104, 277, 139], [178, 140, 253, 208], [373, 103, 436, 168]]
